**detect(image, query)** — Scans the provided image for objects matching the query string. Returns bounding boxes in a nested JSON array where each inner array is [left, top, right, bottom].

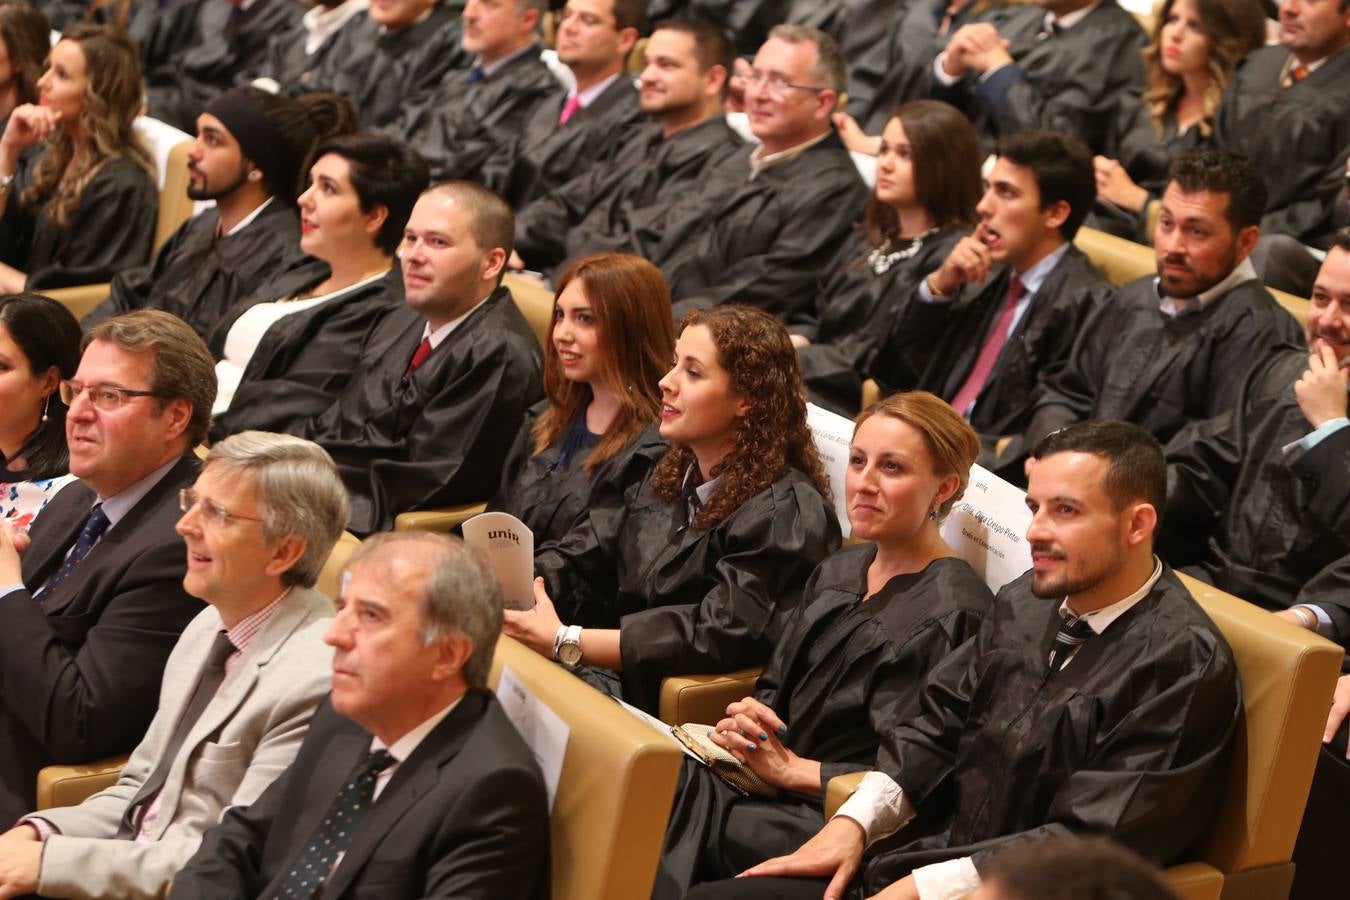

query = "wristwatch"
[[555, 624, 583, 668]]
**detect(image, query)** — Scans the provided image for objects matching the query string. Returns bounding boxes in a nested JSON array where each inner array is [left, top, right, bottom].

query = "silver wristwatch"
[[556, 624, 583, 668]]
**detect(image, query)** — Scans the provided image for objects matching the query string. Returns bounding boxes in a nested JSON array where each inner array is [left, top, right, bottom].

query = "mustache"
[[1030, 542, 1066, 559]]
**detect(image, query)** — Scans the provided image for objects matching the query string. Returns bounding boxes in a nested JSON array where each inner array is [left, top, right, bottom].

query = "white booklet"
[[462, 511, 536, 610]]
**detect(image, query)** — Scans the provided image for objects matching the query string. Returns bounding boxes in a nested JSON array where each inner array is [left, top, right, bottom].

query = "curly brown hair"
[[22, 25, 153, 227], [651, 305, 830, 529]]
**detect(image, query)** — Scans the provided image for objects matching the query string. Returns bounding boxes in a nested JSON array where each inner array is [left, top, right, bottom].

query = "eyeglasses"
[[59, 379, 160, 411], [739, 67, 828, 99], [179, 489, 265, 528]]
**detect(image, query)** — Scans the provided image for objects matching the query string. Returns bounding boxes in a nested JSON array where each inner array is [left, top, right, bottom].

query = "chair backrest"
[[1074, 226, 1156, 286], [156, 141, 196, 250], [1270, 288, 1309, 329], [488, 637, 683, 900], [316, 532, 361, 602], [1179, 574, 1342, 874], [504, 273, 555, 351]]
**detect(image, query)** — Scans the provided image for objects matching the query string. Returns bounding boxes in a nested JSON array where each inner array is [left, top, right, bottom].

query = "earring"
[[928, 504, 939, 522], [41, 393, 50, 423], [248, 170, 261, 181]]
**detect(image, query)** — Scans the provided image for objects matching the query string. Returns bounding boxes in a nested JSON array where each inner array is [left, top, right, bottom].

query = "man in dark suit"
[[168, 532, 550, 900], [0, 310, 214, 822]]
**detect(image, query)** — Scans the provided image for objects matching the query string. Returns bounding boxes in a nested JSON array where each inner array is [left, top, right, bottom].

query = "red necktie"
[[558, 95, 582, 126], [1291, 64, 1310, 82], [404, 337, 432, 380], [950, 277, 1025, 417]]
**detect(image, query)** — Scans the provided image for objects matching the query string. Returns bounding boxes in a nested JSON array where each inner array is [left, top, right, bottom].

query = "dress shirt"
[[560, 72, 619, 119], [369, 697, 461, 801], [748, 130, 831, 180], [932, 1, 1102, 86], [1156, 257, 1257, 318], [222, 196, 274, 238], [836, 558, 1164, 900], [302, 0, 368, 54], [917, 241, 1069, 339], [679, 466, 722, 519], [474, 42, 537, 80], [419, 291, 492, 351]]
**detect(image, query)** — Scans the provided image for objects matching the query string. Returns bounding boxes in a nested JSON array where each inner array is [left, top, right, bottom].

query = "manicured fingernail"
[[746, 743, 757, 751], [758, 731, 768, 741], [777, 724, 788, 734]]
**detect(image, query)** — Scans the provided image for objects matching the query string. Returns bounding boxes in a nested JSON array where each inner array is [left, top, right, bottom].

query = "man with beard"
[[684, 420, 1241, 900], [87, 88, 346, 338], [1021, 148, 1304, 454]]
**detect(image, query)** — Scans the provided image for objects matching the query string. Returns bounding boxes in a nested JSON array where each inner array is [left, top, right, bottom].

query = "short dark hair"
[[610, 0, 647, 32], [311, 133, 431, 255], [1333, 226, 1350, 252], [0, 293, 81, 479], [1167, 147, 1267, 231], [983, 837, 1179, 900], [652, 16, 735, 76], [425, 181, 516, 260], [1031, 420, 1166, 526], [995, 130, 1096, 240]]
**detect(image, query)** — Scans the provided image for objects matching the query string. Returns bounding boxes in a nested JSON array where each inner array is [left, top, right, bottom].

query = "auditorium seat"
[[658, 668, 763, 726]]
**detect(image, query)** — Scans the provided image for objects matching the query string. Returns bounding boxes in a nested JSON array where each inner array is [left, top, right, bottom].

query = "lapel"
[[23, 481, 96, 587], [321, 693, 488, 899]]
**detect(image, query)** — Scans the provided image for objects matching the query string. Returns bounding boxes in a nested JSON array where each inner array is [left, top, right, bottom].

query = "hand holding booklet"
[[462, 511, 536, 611]]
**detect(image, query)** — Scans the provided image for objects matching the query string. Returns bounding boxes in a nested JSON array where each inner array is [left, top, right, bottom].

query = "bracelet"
[[927, 272, 950, 298]]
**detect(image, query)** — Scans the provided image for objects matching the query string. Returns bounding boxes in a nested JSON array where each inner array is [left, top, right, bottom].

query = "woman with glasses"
[[488, 253, 674, 546], [208, 133, 427, 440], [796, 100, 982, 416], [0, 25, 157, 292], [504, 305, 840, 712], [0, 294, 81, 532]]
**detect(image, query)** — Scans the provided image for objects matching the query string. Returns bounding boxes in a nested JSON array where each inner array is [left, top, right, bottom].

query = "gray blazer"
[[35, 586, 335, 899]]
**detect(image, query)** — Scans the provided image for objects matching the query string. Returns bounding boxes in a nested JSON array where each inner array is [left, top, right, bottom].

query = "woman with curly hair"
[[505, 305, 841, 712], [654, 391, 995, 899], [1090, 0, 1266, 241], [489, 253, 675, 545], [0, 24, 157, 291]]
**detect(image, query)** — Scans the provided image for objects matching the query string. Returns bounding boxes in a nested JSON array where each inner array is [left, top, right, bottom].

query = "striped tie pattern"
[[1047, 612, 1095, 672]]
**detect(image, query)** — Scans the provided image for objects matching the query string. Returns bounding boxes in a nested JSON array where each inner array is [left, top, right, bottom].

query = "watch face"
[[559, 642, 583, 667]]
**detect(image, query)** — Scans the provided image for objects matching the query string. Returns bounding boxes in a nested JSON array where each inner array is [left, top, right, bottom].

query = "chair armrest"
[[658, 668, 763, 726], [40, 284, 111, 320], [1162, 862, 1223, 900], [394, 503, 488, 533], [36, 755, 128, 810], [824, 771, 868, 819]]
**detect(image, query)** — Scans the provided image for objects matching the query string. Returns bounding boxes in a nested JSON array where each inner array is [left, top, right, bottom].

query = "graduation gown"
[[513, 116, 747, 277], [1162, 345, 1350, 633], [1090, 103, 1208, 242], [258, 5, 366, 87], [297, 4, 471, 130], [296, 286, 543, 535], [392, 44, 564, 182], [795, 226, 963, 416], [209, 261, 403, 440], [535, 466, 841, 712], [852, 566, 1240, 889], [1023, 274, 1304, 451], [0, 153, 157, 291], [932, 0, 1146, 154], [88, 199, 304, 336], [645, 0, 793, 57], [1214, 45, 1350, 250], [657, 131, 871, 326], [487, 405, 669, 547], [653, 549, 994, 900]]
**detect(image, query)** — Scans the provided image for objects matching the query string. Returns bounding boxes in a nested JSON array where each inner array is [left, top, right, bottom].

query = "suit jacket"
[[35, 587, 334, 899], [167, 692, 550, 900], [0, 456, 201, 822]]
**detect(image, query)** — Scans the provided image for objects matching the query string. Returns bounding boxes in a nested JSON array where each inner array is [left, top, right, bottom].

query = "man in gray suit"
[[0, 431, 349, 899]]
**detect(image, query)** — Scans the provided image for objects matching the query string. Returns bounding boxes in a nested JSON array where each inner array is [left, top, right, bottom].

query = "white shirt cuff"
[[912, 856, 982, 900], [932, 53, 962, 86], [833, 771, 916, 846]]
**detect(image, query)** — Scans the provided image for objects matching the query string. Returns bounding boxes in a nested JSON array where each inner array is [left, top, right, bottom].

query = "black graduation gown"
[[513, 116, 747, 277], [258, 6, 365, 87], [874, 245, 1113, 477], [296, 4, 471, 130], [796, 226, 963, 416], [209, 261, 404, 440], [482, 75, 647, 208], [145, 0, 305, 132], [1090, 103, 1207, 242], [1213, 45, 1350, 250], [392, 44, 564, 183], [1161, 345, 1350, 634], [87, 199, 304, 336], [644, 0, 793, 57], [131, 0, 205, 82], [653, 549, 994, 900], [1022, 274, 1304, 451], [932, 0, 1147, 154], [535, 466, 841, 712], [657, 132, 871, 326], [0, 153, 157, 291], [487, 405, 669, 547], [295, 286, 544, 535]]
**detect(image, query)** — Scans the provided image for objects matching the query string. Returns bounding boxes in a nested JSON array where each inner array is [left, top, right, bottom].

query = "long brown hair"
[[651, 305, 830, 529], [22, 25, 154, 227], [1140, 0, 1265, 137], [532, 253, 675, 473], [863, 100, 982, 247], [0, 1, 50, 108]]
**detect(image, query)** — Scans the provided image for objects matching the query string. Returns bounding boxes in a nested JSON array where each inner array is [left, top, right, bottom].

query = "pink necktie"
[[558, 95, 582, 126], [950, 277, 1025, 416]]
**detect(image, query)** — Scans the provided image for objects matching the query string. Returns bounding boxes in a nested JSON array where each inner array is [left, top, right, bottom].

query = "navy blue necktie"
[[468, 66, 484, 83], [33, 504, 110, 605]]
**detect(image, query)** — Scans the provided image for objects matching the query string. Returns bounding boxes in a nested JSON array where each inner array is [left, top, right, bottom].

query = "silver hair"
[[204, 431, 349, 587], [766, 23, 846, 93], [345, 532, 503, 691]]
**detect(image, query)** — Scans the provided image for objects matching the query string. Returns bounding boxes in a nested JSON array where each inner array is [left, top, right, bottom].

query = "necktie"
[[33, 504, 110, 605], [467, 65, 484, 84], [266, 749, 397, 899], [1047, 612, 1095, 672], [950, 277, 1025, 417], [403, 337, 432, 380], [558, 95, 582, 126], [118, 631, 236, 838]]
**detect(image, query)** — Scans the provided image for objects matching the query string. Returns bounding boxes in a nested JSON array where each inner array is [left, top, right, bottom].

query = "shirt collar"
[[475, 41, 538, 79], [371, 695, 462, 762], [1044, 0, 1100, 32], [749, 129, 831, 180], [223, 195, 275, 238], [420, 291, 492, 349], [567, 72, 620, 110], [680, 465, 720, 513], [1058, 556, 1163, 635], [1016, 242, 1070, 297], [223, 587, 291, 656], [1156, 256, 1258, 317], [97, 457, 183, 528], [302, 0, 368, 53]]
